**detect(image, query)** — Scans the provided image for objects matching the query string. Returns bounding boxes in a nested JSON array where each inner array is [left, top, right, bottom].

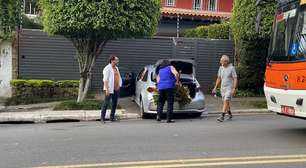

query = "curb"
[[208, 109, 269, 116], [0, 109, 270, 124], [0, 109, 140, 123]]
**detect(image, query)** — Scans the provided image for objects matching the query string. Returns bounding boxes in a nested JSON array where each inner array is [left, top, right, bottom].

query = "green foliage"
[[231, 0, 276, 41], [153, 85, 192, 107], [236, 39, 269, 92], [40, 0, 160, 39], [40, 0, 161, 102], [184, 26, 208, 38], [250, 101, 267, 108], [53, 100, 121, 110], [22, 15, 43, 29], [230, 0, 276, 92], [5, 97, 71, 106], [8, 79, 79, 105], [183, 22, 230, 39], [0, 0, 21, 40], [207, 22, 230, 39], [55, 80, 79, 87], [10, 79, 78, 88]]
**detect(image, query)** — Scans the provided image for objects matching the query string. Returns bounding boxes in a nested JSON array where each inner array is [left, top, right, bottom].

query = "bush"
[[207, 22, 230, 39], [53, 100, 122, 110], [236, 39, 269, 93], [184, 26, 209, 38], [183, 22, 230, 39], [184, 28, 199, 38], [22, 15, 43, 29], [7, 79, 79, 105], [231, 0, 276, 92]]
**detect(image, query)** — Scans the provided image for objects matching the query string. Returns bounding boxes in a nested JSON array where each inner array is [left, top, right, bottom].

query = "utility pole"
[[176, 14, 180, 38]]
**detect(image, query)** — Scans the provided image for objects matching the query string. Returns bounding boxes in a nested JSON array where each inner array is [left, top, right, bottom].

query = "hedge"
[[207, 22, 230, 39], [7, 79, 79, 105], [183, 22, 230, 39]]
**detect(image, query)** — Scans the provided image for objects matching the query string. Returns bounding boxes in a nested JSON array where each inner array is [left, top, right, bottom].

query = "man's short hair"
[[109, 55, 117, 63], [221, 55, 230, 62]]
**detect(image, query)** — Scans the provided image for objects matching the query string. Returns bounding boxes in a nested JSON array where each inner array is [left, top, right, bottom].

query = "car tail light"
[[147, 86, 157, 93]]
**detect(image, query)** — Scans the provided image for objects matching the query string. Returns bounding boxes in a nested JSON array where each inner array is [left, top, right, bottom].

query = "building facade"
[[21, 0, 234, 36], [158, 0, 233, 36]]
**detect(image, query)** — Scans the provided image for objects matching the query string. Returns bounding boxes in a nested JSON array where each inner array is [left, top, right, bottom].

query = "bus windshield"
[[270, 3, 306, 62], [269, 5, 298, 61], [290, 5, 306, 61]]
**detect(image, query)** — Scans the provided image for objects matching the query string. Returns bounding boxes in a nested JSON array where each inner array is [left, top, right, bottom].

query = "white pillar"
[[0, 41, 13, 98]]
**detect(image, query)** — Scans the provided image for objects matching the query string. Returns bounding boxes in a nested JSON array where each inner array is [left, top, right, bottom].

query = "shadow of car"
[[120, 72, 136, 97]]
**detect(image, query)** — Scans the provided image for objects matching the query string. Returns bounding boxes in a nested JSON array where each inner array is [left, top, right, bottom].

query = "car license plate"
[[281, 105, 295, 116]]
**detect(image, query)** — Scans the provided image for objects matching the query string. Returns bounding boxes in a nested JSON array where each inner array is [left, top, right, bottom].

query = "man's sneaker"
[[166, 120, 175, 123], [227, 114, 233, 121], [217, 113, 225, 122], [226, 111, 233, 121], [100, 119, 106, 124], [110, 118, 119, 122]]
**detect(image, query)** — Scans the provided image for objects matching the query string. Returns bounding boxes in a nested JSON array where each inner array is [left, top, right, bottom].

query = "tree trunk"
[[71, 36, 108, 103], [77, 74, 91, 103]]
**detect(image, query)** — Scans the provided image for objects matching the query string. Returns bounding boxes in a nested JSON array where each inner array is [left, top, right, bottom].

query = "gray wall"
[[19, 29, 234, 93]]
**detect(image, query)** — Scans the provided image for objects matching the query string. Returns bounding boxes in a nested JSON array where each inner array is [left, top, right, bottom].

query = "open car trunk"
[[155, 59, 197, 98], [155, 59, 195, 75]]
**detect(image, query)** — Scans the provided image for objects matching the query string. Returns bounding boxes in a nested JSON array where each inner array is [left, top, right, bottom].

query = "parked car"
[[135, 59, 207, 118]]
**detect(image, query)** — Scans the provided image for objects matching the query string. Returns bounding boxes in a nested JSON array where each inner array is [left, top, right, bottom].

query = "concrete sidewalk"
[[0, 95, 269, 123]]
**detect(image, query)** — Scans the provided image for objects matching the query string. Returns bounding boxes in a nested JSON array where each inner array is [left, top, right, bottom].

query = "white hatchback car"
[[135, 59, 207, 118]]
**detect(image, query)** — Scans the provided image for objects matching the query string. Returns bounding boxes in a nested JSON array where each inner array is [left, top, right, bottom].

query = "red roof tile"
[[161, 7, 232, 19]]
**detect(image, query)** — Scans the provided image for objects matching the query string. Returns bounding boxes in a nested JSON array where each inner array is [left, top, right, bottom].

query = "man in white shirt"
[[101, 55, 122, 123]]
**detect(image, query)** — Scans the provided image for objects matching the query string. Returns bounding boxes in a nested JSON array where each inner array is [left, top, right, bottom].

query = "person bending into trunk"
[[156, 60, 179, 123], [212, 55, 238, 122]]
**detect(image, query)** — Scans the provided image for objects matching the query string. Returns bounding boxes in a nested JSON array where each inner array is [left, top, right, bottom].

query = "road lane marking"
[[34, 154, 306, 168]]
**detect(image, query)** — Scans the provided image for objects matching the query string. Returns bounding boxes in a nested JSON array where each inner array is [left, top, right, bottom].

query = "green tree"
[[40, 0, 160, 102], [230, 0, 275, 92], [0, 0, 21, 41]]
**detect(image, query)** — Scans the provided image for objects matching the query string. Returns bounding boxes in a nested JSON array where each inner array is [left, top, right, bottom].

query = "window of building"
[[166, 0, 175, 7], [193, 0, 202, 10], [208, 0, 218, 11], [24, 0, 39, 15]]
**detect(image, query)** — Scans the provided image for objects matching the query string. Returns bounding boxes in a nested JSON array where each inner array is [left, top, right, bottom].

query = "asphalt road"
[[1, 114, 306, 168]]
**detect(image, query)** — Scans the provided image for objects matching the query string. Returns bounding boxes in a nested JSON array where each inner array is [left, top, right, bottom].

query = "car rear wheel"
[[140, 99, 149, 119]]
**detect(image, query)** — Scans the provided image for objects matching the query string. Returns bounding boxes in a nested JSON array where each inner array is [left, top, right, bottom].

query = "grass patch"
[[53, 100, 121, 110], [5, 97, 74, 106], [249, 101, 267, 109]]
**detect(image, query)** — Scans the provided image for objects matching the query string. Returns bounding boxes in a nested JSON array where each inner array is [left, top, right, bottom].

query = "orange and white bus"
[[264, 0, 306, 119]]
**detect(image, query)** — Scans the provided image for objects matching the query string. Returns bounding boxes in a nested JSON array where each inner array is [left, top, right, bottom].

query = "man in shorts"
[[212, 55, 238, 122]]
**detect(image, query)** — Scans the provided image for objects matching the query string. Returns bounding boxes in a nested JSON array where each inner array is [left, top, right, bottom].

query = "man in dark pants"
[[101, 55, 122, 123], [156, 60, 179, 123]]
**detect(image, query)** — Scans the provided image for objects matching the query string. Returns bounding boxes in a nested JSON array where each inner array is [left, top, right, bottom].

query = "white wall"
[[0, 41, 12, 98]]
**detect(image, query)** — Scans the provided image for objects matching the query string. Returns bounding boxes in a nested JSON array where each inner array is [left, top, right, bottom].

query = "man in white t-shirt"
[[212, 55, 238, 122]]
